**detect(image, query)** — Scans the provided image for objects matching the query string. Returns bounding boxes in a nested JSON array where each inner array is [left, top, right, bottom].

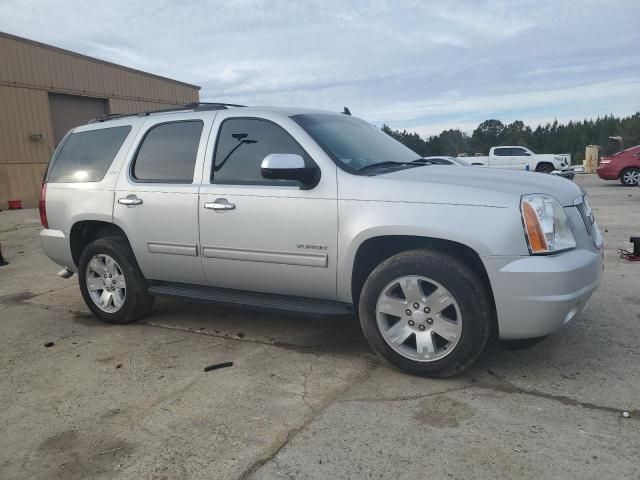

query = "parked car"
[[596, 145, 640, 186], [39, 104, 603, 378], [465, 146, 571, 173]]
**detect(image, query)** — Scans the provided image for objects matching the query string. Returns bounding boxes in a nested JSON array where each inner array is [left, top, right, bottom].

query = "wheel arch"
[[349, 234, 497, 335], [535, 161, 555, 172], [70, 220, 131, 267]]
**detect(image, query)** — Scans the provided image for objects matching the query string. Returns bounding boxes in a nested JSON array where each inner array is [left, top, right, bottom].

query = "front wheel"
[[535, 163, 554, 174], [78, 236, 154, 324], [620, 168, 639, 186], [358, 249, 493, 378]]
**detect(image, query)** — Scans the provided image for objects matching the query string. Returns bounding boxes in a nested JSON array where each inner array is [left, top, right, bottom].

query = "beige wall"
[[0, 85, 55, 207], [0, 32, 199, 106], [108, 98, 184, 114], [0, 32, 200, 208]]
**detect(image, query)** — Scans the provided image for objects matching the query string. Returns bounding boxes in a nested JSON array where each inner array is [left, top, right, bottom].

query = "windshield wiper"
[[357, 161, 413, 173], [410, 158, 437, 164]]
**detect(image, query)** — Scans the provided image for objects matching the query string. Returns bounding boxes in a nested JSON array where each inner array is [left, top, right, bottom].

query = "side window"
[[132, 121, 203, 183], [212, 118, 310, 184], [511, 148, 527, 156], [47, 126, 131, 183], [493, 148, 510, 156]]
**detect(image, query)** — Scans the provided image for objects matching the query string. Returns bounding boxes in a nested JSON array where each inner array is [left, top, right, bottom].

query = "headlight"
[[521, 194, 576, 254]]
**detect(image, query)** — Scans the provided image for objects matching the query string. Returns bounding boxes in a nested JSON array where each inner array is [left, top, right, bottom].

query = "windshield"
[[292, 114, 420, 173]]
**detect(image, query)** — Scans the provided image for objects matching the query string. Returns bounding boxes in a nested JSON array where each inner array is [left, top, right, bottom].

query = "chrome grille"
[[575, 195, 601, 248]]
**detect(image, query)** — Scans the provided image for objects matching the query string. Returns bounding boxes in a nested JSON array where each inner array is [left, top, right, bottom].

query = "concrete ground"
[[0, 174, 638, 479]]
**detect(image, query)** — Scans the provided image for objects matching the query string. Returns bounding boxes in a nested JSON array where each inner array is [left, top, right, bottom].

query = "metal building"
[[0, 31, 200, 207]]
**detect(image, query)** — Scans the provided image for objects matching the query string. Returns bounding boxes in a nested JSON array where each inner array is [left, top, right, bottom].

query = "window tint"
[[47, 126, 131, 183], [511, 148, 527, 156], [213, 118, 309, 184], [493, 148, 511, 156], [133, 121, 203, 182]]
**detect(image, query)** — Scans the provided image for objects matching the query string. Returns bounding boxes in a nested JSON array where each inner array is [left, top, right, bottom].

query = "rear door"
[[113, 112, 215, 285], [198, 112, 338, 300], [489, 147, 511, 168], [509, 147, 531, 170]]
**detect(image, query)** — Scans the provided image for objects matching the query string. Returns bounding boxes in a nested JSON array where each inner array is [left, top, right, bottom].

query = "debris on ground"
[[115, 363, 122, 369], [44, 341, 54, 348], [98, 446, 124, 455], [622, 411, 630, 418], [204, 361, 233, 372]]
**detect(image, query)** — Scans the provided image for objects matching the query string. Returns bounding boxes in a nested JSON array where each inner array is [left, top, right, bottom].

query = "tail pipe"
[[57, 267, 74, 279]]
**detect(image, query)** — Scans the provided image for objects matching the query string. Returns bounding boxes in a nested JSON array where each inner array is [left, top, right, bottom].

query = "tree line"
[[382, 112, 640, 163]]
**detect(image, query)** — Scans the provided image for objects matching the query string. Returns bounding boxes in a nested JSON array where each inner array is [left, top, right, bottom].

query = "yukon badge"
[[296, 243, 328, 251]]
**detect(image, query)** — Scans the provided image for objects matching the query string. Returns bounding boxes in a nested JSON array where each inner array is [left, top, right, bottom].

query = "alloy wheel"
[[376, 275, 462, 362], [623, 169, 639, 185], [85, 254, 126, 313]]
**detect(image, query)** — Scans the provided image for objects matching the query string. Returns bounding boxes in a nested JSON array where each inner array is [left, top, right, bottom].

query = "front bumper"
[[596, 164, 617, 180], [40, 229, 76, 272], [482, 248, 603, 339]]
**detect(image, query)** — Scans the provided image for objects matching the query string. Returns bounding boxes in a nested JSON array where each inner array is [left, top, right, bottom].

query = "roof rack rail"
[[90, 102, 246, 123]]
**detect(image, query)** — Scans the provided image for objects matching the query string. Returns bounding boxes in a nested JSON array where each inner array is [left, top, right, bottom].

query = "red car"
[[596, 145, 640, 186]]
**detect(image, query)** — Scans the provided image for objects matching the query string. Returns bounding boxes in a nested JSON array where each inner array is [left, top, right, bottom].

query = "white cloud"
[[0, 0, 638, 136], [364, 79, 640, 123]]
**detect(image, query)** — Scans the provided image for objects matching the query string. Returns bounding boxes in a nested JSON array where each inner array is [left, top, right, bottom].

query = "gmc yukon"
[[39, 103, 603, 377]]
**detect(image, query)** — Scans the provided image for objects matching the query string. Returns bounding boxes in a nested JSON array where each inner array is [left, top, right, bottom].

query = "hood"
[[341, 165, 582, 207]]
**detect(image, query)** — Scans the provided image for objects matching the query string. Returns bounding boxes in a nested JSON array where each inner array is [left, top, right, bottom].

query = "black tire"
[[78, 236, 154, 324], [500, 336, 547, 350], [358, 249, 493, 378], [619, 167, 639, 186], [535, 163, 554, 174]]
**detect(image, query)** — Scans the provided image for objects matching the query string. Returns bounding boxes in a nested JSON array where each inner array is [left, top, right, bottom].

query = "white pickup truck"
[[465, 146, 571, 173]]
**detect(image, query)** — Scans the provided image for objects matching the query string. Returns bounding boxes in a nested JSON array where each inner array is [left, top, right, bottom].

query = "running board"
[[148, 283, 354, 316]]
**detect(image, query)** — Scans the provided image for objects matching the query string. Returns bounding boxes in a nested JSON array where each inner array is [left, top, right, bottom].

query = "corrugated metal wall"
[[0, 31, 200, 207]]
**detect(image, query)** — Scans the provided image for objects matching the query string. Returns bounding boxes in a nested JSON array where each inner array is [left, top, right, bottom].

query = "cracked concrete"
[[1, 175, 639, 479]]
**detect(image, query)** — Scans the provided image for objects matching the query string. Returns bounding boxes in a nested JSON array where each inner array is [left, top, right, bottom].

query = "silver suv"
[[39, 103, 603, 377]]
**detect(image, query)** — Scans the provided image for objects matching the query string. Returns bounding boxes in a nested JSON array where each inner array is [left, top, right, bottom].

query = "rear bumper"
[[40, 229, 76, 271], [482, 248, 603, 340]]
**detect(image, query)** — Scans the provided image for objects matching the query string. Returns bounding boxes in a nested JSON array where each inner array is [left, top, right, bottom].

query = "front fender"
[[336, 199, 528, 302]]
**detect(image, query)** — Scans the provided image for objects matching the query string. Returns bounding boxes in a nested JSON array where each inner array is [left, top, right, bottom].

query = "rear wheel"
[[78, 236, 154, 324], [358, 249, 492, 378], [619, 167, 639, 186]]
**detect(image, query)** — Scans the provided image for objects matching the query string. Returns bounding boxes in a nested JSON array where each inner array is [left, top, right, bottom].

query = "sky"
[[1, 0, 639, 137]]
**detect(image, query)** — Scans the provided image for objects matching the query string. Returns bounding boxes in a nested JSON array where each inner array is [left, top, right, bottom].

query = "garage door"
[[49, 93, 108, 146]]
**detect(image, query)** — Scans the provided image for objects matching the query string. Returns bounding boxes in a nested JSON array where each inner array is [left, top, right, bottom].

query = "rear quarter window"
[[47, 126, 131, 183]]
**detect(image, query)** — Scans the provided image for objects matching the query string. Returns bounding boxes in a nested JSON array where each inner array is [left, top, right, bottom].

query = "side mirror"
[[261, 154, 318, 186]]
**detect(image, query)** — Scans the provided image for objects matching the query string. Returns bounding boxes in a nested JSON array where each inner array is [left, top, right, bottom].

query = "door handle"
[[204, 198, 235, 211], [118, 195, 143, 206]]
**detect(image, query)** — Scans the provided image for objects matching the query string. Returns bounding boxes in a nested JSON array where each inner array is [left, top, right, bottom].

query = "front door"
[[489, 147, 511, 169], [198, 113, 338, 300], [113, 113, 214, 285]]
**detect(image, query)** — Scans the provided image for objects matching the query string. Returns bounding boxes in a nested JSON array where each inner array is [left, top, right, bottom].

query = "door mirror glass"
[[261, 154, 317, 185]]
